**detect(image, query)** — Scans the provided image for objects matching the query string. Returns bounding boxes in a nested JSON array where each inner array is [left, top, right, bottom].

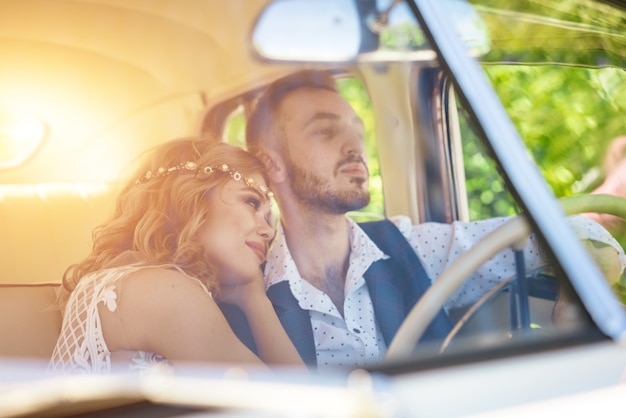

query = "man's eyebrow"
[[303, 112, 364, 128], [353, 116, 365, 128], [303, 112, 339, 128]]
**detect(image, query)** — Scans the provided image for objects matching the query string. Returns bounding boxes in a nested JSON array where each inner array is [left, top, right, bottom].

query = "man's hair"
[[62, 137, 267, 297], [246, 69, 339, 155]]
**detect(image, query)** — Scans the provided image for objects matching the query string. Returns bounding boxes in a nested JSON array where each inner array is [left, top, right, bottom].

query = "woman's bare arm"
[[99, 267, 271, 369]]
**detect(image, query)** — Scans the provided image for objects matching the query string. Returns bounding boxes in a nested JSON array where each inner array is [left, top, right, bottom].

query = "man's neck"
[[281, 210, 351, 315]]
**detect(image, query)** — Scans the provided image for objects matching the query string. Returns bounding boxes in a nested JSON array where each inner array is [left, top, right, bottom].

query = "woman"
[[49, 137, 304, 373]]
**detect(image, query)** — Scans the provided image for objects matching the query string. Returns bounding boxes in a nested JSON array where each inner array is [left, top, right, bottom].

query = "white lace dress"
[[48, 263, 211, 374]]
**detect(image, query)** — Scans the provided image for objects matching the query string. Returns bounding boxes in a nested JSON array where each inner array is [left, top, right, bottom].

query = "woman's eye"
[[245, 197, 262, 210]]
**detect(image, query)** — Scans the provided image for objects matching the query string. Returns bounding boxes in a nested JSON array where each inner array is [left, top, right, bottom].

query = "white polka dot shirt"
[[263, 214, 624, 370]]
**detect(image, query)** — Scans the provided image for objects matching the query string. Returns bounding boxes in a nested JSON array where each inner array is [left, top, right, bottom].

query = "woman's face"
[[197, 173, 274, 287]]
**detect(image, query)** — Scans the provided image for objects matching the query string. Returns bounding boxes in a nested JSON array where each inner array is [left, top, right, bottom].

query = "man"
[[237, 69, 625, 370]]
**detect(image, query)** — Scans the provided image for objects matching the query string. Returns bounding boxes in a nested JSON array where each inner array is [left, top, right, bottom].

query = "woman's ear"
[[257, 150, 286, 183]]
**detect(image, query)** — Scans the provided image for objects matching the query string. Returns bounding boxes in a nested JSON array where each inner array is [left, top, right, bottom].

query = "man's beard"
[[284, 159, 370, 214]]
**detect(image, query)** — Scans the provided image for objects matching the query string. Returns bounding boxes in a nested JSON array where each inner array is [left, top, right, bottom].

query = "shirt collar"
[[264, 217, 388, 291]]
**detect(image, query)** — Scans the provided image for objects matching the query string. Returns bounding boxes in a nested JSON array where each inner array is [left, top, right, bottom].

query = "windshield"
[[1, 0, 625, 381], [469, 0, 626, 293]]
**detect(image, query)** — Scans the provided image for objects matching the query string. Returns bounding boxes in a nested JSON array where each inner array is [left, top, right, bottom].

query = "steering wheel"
[[384, 194, 626, 362], [439, 262, 554, 353]]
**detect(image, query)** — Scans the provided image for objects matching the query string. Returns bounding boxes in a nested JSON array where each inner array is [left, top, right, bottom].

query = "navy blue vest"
[[220, 219, 452, 367]]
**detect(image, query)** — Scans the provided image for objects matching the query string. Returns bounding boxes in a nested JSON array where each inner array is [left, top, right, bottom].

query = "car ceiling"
[[0, 0, 293, 185]]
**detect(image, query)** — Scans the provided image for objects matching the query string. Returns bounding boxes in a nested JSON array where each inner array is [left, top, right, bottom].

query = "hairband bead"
[[136, 161, 272, 199]]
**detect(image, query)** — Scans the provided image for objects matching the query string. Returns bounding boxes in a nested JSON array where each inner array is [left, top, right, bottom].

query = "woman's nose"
[[258, 220, 275, 242]]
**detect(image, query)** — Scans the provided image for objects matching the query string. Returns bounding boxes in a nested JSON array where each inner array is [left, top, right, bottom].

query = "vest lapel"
[[364, 258, 406, 346], [360, 219, 453, 348], [266, 281, 317, 367]]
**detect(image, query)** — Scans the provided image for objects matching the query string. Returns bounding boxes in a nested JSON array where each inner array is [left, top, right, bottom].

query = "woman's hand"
[[215, 274, 305, 368], [216, 274, 268, 314]]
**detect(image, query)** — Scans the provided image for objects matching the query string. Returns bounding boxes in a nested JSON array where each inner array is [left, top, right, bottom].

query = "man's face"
[[277, 87, 370, 213]]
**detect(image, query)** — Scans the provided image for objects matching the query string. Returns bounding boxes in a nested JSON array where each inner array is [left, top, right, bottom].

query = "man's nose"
[[341, 127, 365, 157]]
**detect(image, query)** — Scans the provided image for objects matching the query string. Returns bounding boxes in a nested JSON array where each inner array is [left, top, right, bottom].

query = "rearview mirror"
[[251, 0, 490, 64], [251, 0, 368, 63]]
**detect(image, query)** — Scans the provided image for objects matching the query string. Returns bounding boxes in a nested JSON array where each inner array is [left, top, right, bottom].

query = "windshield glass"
[[0, 0, 625, 380], [469, 0, 626, 296], [392, 0, 626, 369]]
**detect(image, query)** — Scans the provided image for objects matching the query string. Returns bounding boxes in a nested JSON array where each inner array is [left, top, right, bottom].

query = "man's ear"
[[257, 149, 286, 183]]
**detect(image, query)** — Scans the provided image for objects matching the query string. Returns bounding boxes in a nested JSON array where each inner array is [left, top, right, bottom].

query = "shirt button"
[[353, 328, 360, 334]]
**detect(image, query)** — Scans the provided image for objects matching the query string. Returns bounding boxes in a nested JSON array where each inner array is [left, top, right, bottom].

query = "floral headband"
[[135, 161, 273, 199]]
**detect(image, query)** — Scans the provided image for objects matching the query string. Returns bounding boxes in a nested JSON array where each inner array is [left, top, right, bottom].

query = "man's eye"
[[314, 127, 334, 136]]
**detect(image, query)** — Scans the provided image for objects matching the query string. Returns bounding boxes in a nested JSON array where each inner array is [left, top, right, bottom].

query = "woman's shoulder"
[[98, 264, 219, 355], [118, 264, 213, 311], [123, 264, 210, 293], [99, 253, 211, 293]]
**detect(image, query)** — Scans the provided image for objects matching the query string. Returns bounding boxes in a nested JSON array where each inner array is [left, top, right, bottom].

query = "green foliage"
[[337, 77, 385, 220], [225, 110, 246, 149], [483, 65, 626, 193], [473, 0, 626, 68], [459, 108, 520, 219], [379, 22, 427, 51], [463, 65, 626, 221]]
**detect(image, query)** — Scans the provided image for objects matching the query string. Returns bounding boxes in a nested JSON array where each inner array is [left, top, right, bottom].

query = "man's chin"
[[340, 192, 371, 212]]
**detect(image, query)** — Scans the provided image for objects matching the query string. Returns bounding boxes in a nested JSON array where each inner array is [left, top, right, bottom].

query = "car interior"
[[1, 0, 625, 389]]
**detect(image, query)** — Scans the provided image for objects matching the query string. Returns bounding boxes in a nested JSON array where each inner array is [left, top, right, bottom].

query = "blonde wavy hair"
[[62, 137, 268, 297]]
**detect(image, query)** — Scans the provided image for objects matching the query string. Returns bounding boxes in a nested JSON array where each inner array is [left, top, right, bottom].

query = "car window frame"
[[406, 0, 626, 341]]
